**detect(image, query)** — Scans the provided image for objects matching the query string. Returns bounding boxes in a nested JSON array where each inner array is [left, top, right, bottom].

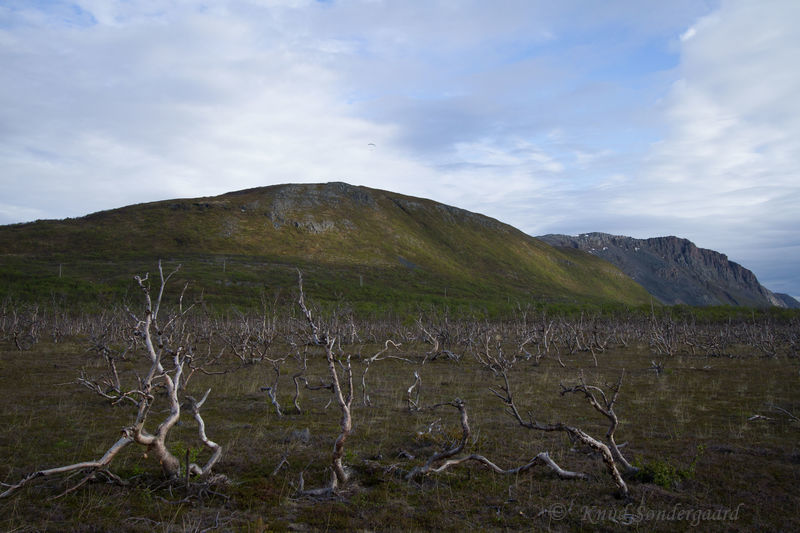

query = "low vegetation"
[[0, 263, 798, 531]]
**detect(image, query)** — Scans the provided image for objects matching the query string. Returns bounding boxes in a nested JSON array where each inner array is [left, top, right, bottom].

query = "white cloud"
[[1, 0, 797, 295], [566, 0, 800, 294], [679, 26, 696, 42], [0, 0, 602, 221], [457, 1, 800, 296], [0, 1, 434, 215], [647, 6, 797, 206]]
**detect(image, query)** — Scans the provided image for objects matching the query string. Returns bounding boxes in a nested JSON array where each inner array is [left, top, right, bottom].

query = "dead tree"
[[78, 310, 134, 404], [218, 292, 288, 415], [325, 337, 353, 489], [402, 330, 602, 488], [406, 370, 422, 411], [649, 311, 679, 359], [743, 317, 780, 358], [289, 343, 336, 414], [560, 316, 583, 356], [0, 298, 9, 342], [261, 368, 284, 417], [295, 270, 354, 494], [219, 306, 278, 365], [8, 303, 41, 351], [405, 399, 587, 482], [0, 435, 134, 499], [361, 339, 405, 406], [417, 316, 460, 362], [183, 389, 223, 476], [405, 399, 470, 480], [46, 295, 70, 344], [116, 265, 193, 478], [259, 349, 291, 417], [560, 371, 638, 474], [472, 328, 515, 373], [473, 342, 629, 497], [517, 315, 555, 364], [490, 371, 629, 497], [0, 262, 223, 499]]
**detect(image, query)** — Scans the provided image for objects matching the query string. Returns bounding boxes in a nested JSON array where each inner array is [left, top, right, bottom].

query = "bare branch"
[[0, 435, 133, 499], [361, 340, 404, 406], [428, 451, 587, 480], [406, 371, 421, 412], [184, 390, 223, 478], [405, 398, 469, 480]]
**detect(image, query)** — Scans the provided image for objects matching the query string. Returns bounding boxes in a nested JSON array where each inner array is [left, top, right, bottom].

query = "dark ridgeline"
[[538, 232, 795, 308]]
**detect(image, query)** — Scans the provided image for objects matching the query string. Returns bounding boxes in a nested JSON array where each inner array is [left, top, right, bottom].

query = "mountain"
[[537, 232, 786, 308], [774, 293, 800, 309], [0, 183, 652, 311]]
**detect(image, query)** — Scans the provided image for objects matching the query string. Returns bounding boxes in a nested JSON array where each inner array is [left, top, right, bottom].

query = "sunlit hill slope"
[[0, 182, 652, 313]]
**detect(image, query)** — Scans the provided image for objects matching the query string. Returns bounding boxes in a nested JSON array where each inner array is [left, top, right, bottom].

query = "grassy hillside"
[[0, 182, 651, 313]]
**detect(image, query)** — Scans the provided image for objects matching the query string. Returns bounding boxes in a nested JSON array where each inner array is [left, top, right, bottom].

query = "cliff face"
[[537, 232, 786, 307]]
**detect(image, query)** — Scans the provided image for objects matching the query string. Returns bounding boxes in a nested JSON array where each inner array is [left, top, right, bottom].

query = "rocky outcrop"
[[537, 232, 787, 308]]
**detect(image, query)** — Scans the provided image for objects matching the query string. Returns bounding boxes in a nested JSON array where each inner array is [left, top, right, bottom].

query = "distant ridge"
[[0, 183, 652, 309], [775, 293, 800, 309], [538, 232, 790, 308]]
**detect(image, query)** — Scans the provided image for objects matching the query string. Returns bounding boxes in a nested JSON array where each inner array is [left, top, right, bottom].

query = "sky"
[[1, 0, 799, 298]]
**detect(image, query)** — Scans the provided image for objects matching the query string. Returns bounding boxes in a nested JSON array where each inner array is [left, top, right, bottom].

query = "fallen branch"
[[490, 370, 629, 497], [429, 451, 587, 480], [0, 435, 133, 499], [405, 399, 586, 482]]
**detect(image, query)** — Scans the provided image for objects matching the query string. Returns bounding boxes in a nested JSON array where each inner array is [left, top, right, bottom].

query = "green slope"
[[0, 182, 651, 313]]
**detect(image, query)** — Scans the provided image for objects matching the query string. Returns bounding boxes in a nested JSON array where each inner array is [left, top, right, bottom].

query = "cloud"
[[1, 1, 675, 217], [1, 1, 797, 295], [627, 0, 800, 292], [0, 1, 432, 215], [491, 0, 800, 296]]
